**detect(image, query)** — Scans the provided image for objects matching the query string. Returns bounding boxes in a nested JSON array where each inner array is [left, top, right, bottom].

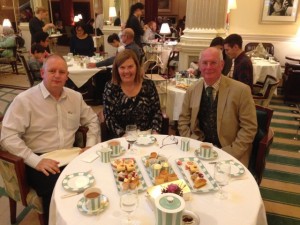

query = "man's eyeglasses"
[[160, 135, 178, 148]]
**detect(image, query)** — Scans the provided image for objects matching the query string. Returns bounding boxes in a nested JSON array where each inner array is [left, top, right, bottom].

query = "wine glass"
[[214, 162, 231, 199], [125, 125, 138, 153], [120, 190, 138, 225]]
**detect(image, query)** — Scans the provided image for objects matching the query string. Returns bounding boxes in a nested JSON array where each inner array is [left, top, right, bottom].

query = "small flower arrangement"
[[161, 183, 183, 197]]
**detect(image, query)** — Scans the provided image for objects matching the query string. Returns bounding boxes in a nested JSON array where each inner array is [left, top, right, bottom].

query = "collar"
[[204, 76, 222, 91], [39, 82, 67, 100]]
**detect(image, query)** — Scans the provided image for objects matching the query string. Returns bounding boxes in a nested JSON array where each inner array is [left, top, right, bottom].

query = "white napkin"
[[41, 147, 81, 167], [81, 152, 99, 163]]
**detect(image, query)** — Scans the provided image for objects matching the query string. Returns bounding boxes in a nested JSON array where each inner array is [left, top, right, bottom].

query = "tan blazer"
[[178, 76, 257, 166]]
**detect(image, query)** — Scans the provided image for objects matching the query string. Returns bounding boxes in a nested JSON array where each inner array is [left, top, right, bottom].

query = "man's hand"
[[36, 158, 60, 176]]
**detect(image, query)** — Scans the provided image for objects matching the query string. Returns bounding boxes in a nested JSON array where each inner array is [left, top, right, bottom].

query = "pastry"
[[185, 161, 194, 170], [155, 176, 165, 185], [193, 178, 207, 189], [117, 164, 126, 172], [126, 164, 135, 172], [112, 159, 123, 168], [189, 165, 199, 174], [159, 170, 169, 182], [167, 173, 178, 182], [150, 152, 158, 159]]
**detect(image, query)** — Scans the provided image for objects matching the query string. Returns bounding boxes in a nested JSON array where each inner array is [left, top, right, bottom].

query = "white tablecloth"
[[67, 58, 103, 88], [252, 58, 282, 83], [166, 85, 186, 121], [49, 135, 267, 225]]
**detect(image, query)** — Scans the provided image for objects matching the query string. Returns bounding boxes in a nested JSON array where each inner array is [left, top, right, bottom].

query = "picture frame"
[[261, 0, 299, 23], [158, 0, 171, 13]]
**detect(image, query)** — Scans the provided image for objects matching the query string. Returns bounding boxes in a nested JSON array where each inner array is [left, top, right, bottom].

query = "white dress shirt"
[[0, 82, 100, 168]]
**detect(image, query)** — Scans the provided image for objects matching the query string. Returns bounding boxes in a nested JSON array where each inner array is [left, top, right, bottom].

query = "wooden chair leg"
[[8, 197, 17, 224], [38, 213, 46, 225]]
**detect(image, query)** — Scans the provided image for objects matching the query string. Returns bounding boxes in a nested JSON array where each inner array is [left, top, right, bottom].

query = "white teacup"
[[97, 148, 112, 163], [108, 140, 121, 155], [84, 187, 102, 212], [199, 142, 213, 158]]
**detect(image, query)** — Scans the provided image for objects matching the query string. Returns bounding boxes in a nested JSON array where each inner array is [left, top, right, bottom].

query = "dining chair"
[[166, 50, 179, 78], [248, 105, 274, 185], [283, 62, 300, 103], [19, 53, 37, 87], [0, 126, 88, 225], [244, 42, 275, 56], [0, 46, 18, 74], [252, 75, 280, 107]]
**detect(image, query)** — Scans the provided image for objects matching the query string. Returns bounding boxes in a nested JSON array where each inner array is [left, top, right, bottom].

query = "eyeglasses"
[[160, 135, 178, 148]]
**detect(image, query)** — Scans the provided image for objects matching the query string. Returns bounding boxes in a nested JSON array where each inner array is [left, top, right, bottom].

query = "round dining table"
[[49, 135, 267, 225], [252, 57, 282, 83]]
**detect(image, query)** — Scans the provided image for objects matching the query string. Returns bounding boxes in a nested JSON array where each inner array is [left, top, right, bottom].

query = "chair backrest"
[[245, 42, 275, 56], [19, 53, 35, 87], [283, 63, 300, 102], [260, 75, 279, 97], [248, 105, 274, 185]]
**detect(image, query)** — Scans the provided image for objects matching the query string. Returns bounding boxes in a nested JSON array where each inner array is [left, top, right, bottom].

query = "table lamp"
[[2, 19, 12, 27], [109, 7, 117, 25], [160, 23, 171, 42]]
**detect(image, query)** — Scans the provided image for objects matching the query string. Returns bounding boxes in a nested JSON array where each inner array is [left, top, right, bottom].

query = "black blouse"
[[103, 79, 162, 137]]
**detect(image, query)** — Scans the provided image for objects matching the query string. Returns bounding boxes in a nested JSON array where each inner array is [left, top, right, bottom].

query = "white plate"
[[62, 172, 95, 192], [135, 135, 157, 146], [41, 148, 81, 167], [111, 147, 126, 157], [216, 160, 245, 177], [77, 195, 109, 215], [176, 157, 218, 193], [194, 148, 218, 160]]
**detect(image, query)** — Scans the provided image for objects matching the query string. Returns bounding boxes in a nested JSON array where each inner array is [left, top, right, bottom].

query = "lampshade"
[[2, 19, 12, 27], [160, 23, 171, 35], [228, 0, 237, 11], [74, 16, 80, 23], [77, 14, 83, 20], [109, 7, 117, 18]]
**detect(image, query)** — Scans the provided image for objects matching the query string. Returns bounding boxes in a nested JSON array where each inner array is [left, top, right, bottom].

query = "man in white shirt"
[[95, 12, 104, 35], [0, 54, 100, 224]]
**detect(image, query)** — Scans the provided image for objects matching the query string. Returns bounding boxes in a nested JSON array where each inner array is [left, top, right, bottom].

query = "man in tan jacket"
[[178, 47, 257, 166]]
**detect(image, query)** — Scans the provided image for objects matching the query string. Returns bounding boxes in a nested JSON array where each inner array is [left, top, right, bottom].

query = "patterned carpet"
[[260, 95, 300, 225]]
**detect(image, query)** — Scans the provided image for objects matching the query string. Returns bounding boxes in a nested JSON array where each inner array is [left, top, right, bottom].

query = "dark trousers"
[[26, 165, 65, 225]]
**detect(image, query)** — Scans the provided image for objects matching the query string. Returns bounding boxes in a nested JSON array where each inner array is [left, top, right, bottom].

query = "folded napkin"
[[41, 147, 81, 167]]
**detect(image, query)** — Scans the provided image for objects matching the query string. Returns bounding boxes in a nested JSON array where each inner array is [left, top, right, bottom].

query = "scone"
[[167, 173, 178, 182], [150, 152, 158, 159]]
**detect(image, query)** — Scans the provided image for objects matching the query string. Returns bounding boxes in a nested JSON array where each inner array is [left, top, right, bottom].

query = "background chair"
[[245, 42, 275, 56], [283, 62, 300, 103], [0, 127, 87, 225], [0, 46, 18, 74], [19, 53, 36, 87], [252, 75, 280, 107], [248, 105, 274, 185]]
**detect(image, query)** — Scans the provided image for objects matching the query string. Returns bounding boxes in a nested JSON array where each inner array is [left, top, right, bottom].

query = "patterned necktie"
[[206, 86, 213, 105]]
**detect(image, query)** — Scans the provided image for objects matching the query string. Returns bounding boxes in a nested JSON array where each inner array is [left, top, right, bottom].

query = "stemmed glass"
[[120, 190, 138, 225], [214, 162, 231, 199], [125, 125, 138, 154]]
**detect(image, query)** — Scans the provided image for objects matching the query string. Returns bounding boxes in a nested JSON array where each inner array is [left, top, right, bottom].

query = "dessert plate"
[[194, 149, 218, 160], [216, 160, 245, 177], [62, 172, 95, 192], [141, 155, 177, 185], [176, 157, 218, 193], [111, 158, 148, 193], [135, 135, 157, 146], [111, 147, 126, 157], [41, 148, 81, 167], [77, 194, 109, 215]]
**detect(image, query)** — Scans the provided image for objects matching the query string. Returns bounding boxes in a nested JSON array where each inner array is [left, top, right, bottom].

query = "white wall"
[[229, 0, 300, 66]]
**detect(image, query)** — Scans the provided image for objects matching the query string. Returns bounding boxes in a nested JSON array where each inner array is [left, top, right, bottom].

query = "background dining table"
[[67, 57, 104, 88], [49, 135, 267, 225], [252, 57, 282, 83]]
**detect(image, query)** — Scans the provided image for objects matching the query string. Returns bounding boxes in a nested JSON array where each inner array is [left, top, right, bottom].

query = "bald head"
[[121, 28, 135, 45]]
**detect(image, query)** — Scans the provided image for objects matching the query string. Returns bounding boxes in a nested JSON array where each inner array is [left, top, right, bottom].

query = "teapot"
[[154, 193, 200, 225]]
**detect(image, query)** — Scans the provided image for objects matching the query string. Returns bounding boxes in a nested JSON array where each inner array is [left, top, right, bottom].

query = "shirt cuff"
[[24, 152, 42, 169]]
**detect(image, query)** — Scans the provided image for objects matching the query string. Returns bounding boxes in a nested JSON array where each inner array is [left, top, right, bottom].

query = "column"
[[177, 0, 228, 70]]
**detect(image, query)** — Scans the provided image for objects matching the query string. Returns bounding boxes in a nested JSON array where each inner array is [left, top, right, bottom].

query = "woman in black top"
[[125, 2, 145, 47], [103, 49, 162, 137], [70, 22, 94, 57]]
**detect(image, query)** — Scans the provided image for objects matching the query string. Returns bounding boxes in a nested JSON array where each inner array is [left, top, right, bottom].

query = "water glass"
[[120, 190, 138, 225], [214, 162, 231, 199]]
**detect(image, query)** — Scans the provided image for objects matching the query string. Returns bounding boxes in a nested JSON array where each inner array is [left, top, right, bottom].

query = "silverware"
[[61, 192, 81, 199]]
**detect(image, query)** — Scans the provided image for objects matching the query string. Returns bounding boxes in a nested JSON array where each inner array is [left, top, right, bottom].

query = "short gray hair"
[[199, 47, 223, 61]]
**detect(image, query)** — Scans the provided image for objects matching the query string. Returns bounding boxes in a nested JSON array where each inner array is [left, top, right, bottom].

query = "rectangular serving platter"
[[176, 157, 218, 193], [110, 158, 148, 193], [141, 155, 177, 185]]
